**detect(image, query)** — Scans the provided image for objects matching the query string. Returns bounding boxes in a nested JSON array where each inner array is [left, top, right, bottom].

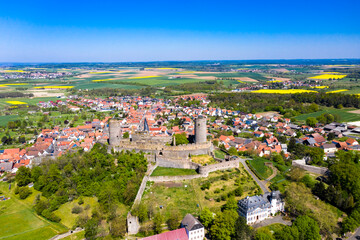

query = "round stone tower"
[[195, 115, 207, 144], [109, 119, 121, 146]]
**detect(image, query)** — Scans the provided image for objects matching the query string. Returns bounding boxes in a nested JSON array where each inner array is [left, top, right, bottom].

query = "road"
[[239, 158, 269, 194], [347, 227, 360, 240], [252, 215, 291, 228]]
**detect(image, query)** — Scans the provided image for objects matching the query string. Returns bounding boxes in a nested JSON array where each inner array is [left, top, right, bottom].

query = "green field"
[[0, 182, 67, 240], [151, 167, 198, 176], [214, 150, 226, 159], [295, 107, 360, 122], [54, 197, 99, 229], [0, 115, 19, 126], [247, 158, 273, 180]]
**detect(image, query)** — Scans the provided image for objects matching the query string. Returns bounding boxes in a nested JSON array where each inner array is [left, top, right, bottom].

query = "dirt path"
[[266, 165, 278, 181]]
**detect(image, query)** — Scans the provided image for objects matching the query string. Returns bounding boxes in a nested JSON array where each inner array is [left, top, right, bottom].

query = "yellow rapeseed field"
[[310, 86, 329, 89], [128, 76, 160, 79], [267, 80, 282, 83], [92, 79, 114, 82], [309, 74, 347, 80], [252, 89, 317, 94], [326, 89, 348, 93], [34, 86, 74, 89], [6, 101, 27, 105], [3, 70, 25, 73]]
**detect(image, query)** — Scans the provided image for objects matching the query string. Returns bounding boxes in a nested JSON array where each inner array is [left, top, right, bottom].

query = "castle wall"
[[149, 159, 240, 182]]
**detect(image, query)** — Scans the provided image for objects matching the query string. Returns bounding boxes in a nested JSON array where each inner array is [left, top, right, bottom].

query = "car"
[[355, 236, 360, 240]]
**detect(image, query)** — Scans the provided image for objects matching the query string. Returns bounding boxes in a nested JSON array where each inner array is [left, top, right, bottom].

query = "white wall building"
[[181, 214, 205, 240], [238, 191, 285, 224]]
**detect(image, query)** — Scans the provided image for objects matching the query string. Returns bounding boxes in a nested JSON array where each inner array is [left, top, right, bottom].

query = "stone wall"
[[292, 160, 329, 175], [149, 159, 240, 182], [127, 212, 140, 235], [198, 159, 240, 175], [156, 157, 199, 169]]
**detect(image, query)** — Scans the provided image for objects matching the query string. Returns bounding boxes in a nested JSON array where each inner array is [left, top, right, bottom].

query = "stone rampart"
[[292, 160, 328, 175]]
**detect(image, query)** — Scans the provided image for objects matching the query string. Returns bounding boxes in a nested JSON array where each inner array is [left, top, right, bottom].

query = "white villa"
[[237, 191, 285, 224]]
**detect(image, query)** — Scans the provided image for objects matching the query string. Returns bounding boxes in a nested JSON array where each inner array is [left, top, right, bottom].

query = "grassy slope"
[[247, 158, 273, 180], [151, 167, 198, 177], [142, 167, 259, 223], [0, 182, 67, 240], [54, 197, 99, 229]]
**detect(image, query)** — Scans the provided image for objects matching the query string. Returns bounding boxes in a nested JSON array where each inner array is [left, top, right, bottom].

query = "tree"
[[199, 207, 213, 228], [15, 166, 32, 187], [110, 218, 126, 238], [327, 132, 335, 141], [234, 216, 252, 240], [306, 147, 324, 165], [228, 147, 238, 156], [173, 133, 189, 146], [306, 117, 318, 127], [18, 186, 32, 199], [167, 209, 181, 230], [210, 210, 238, 240], [153, 212, 164, 234], [222, 196, 238, 211], [293, 215, 321, 240], [123, 132, 129, 139], [85, 218, 99, 240], [255, 228, 274, 240]]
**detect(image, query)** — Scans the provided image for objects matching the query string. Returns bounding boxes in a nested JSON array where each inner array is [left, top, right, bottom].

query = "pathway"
[[252, 215, 291, 228], [49, 228, 83, 240], [239, 158, 269, 193]]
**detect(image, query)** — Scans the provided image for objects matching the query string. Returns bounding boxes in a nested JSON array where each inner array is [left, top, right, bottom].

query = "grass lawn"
[[0, 115, 19, 126], [247, 158, 273, 180], [214, 150, 226, 159], [54, 197, 99, 229], [295, 107, 360, 122], [191, 154, 217, 166], [0, 182, 67, 240], [151, 167, 198, 177]]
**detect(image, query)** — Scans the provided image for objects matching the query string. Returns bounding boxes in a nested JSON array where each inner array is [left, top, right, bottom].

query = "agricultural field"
[[0, 182, 68, 240], [295, 107, 360, 122], [308, 73, 347, 80], [252, 89, 317, 94]]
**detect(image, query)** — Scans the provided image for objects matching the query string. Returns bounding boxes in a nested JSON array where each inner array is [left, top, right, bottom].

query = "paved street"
[[239, 158, 269, 193], [252, 215, 292, 228]]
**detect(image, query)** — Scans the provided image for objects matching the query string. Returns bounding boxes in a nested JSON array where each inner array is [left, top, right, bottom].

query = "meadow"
[[151, 167, 198, 176], [252, 89, 317, 94], [141, 166, 260, 223], [0, 182, 67, 240], [295, 107, 360, 122]]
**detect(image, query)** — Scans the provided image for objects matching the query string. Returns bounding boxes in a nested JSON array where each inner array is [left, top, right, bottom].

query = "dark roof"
[[181, 214, 204, 231], [0, 162, 13, 172]]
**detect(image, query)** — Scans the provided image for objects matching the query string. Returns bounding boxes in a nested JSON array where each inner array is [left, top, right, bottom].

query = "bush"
[[201, 182, 211, 190], [41, 209, 61, 222], [214, 188, 221, 194], [72, 205, 83, 214], [234, 186, 243, 196], [78, 197, 84, 205], [18, 186, 32, 199]]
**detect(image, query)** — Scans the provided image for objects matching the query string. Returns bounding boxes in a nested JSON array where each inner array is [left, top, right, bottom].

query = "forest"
[[14, 143, 148, 239]]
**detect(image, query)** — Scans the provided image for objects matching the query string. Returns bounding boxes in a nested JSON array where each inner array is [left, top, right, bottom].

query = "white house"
[[181, 214, 205, 240], [238, 191, 285, 225]]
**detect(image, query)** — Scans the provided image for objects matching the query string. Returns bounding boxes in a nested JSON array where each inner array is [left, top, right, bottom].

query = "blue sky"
[[0, 0, 359, 62]]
